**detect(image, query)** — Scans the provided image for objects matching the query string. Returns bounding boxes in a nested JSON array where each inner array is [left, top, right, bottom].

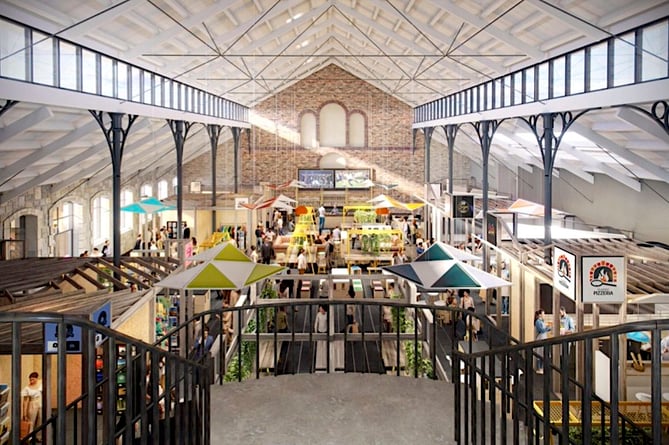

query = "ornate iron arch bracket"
[[0, 100, 18, 119], [621, 101, 669, 137]]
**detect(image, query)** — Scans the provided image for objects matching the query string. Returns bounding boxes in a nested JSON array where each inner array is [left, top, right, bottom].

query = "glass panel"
[[59, 41, 77, 90], [513, 71, 522, 104], [493, 79, 501, 108], [164, 79, 172, 108], [569, 50, 585, 94], [642, 21, 668, 81], [552, 57, 565, 98], [503, 75, 511, 106], [613, 33, 635, 87], [81, 49, 97, 93], [143, 71, 153, 105], [131, 67, 141, 101], [155, 76, 162, 107], [33, 32, 54, 86], [100, 56, 114, 96], [117, 62, 128, 100], [537, 62, 549, 100], [589, 42, 608, 91], [524, 67, 534, 102], [0, 20, 26, 80]]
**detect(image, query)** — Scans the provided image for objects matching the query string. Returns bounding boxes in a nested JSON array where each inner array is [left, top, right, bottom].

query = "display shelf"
[[116, 344, 127, 413], [0, 384, 8, 443]]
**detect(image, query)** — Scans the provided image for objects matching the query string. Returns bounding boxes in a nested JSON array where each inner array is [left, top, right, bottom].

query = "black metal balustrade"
[[4, 297, 666, 444]]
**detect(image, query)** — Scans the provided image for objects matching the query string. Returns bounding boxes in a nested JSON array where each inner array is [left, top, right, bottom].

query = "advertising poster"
[[486, 213, 497, 246], [553, 247, 576, 301], [581, 256, 626, 303]]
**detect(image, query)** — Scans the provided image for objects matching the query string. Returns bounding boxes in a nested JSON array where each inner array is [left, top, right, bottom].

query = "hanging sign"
[[486, 214, 498, 246], [452, 195, 474, 218], [553, 247, 576, 301], [581, 256, 626, 303], [44, 322, 82, 354], [91, 301, 112, 347]]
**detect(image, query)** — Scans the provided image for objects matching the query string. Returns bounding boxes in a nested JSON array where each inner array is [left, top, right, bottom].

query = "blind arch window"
[[319, 103, 346, 147]]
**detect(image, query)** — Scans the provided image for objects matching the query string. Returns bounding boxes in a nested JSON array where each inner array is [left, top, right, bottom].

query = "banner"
[[452, 195, 474, 218], [553, 247, 576, 301], [581, 256, 626, 303], [44, 322, 82, 354]]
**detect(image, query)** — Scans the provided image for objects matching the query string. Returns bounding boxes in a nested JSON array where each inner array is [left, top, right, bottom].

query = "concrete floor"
[[210, 373, 456, 445]]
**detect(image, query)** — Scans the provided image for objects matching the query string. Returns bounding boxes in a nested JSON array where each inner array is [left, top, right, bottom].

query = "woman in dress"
[[21, 371, 42, 441]]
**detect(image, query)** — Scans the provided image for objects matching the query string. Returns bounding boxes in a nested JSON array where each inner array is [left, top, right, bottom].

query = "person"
[[318, 204, 326, 235], [559, 307, 575, 335], [91, 247, 102, 257], [182, 222, 190, 240], [255, 224, 264, 249], [460, 290, 474, 312], [346, 284, 356, 329], [500, 262, 510, 315], [534, 309, 551, 374], [661, 335, 669, 361], [279, 269, 294, 299], [297, 248, 307, 274], [249, 245, 259, 263], [416, 241, 425, 255], [276, 306, 289, 333], [260, 238, 274, 264], [466, 306, 480, 341], [332, 225, 341, 242], [21, 372, 42, 441], [101, 239, 110, 256], [193, 327, 214, 360], [134, 234, 143, 250], [314, 305, 328, 333]]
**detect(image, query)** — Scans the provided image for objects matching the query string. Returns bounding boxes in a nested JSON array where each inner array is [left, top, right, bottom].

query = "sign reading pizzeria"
[[581, 256, 626, 303]]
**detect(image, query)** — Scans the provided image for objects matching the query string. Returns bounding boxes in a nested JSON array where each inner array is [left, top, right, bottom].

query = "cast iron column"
[[231, 127, 242, 194], [443, 125, 459, 244], [521, 111, 589, 263], [167, 120, 192, 239], [207, 124, 223, 233], [472, 120, 501, 272], [90, 111, 137, 270]]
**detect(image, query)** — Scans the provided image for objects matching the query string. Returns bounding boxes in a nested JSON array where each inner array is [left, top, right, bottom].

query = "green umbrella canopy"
[[414, 242, 480, 262], [383, 260, 510, 290], [156, 242, 284, 290]]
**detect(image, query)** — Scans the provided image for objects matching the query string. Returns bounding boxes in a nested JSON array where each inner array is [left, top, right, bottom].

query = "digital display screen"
[[334, 169, 371, 189], [298, 169, 335, 189]]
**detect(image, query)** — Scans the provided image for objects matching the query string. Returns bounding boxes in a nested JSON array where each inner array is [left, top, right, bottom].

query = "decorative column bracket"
[[423, 127, 435, 184], [167, 119, 193, 240], [470, 119, 504, 271], [231, 127, 243, 194], [442, 124, 460, 195], [0, 100, 18, 119], [89, 111, 138, 271], [519, 110, 590, 262], [622, 101, 669, 136], [207, 124, 223, 233]]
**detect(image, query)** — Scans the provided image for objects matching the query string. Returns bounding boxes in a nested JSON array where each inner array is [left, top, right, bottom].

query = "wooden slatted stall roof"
[[501, 238, 669, 297], [0, 256, 180, 304], [0, 288, 152, 353]]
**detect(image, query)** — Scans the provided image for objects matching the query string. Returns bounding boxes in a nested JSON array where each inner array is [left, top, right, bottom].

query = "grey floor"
[[210, 373, 456, 445]]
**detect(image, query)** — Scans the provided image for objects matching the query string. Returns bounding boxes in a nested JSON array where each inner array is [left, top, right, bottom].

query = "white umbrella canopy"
[[415, 242, 480, 262], [383, 259, 511, 290], [156, 242, 285, 290]]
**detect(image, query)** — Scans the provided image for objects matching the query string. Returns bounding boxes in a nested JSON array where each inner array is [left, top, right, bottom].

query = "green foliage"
[[224, 319, 257, 382], [258, 279, 278, 332], [401, 316, 434, 378], [353, 209, 377, 224], [568, 426, 652, 444]]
